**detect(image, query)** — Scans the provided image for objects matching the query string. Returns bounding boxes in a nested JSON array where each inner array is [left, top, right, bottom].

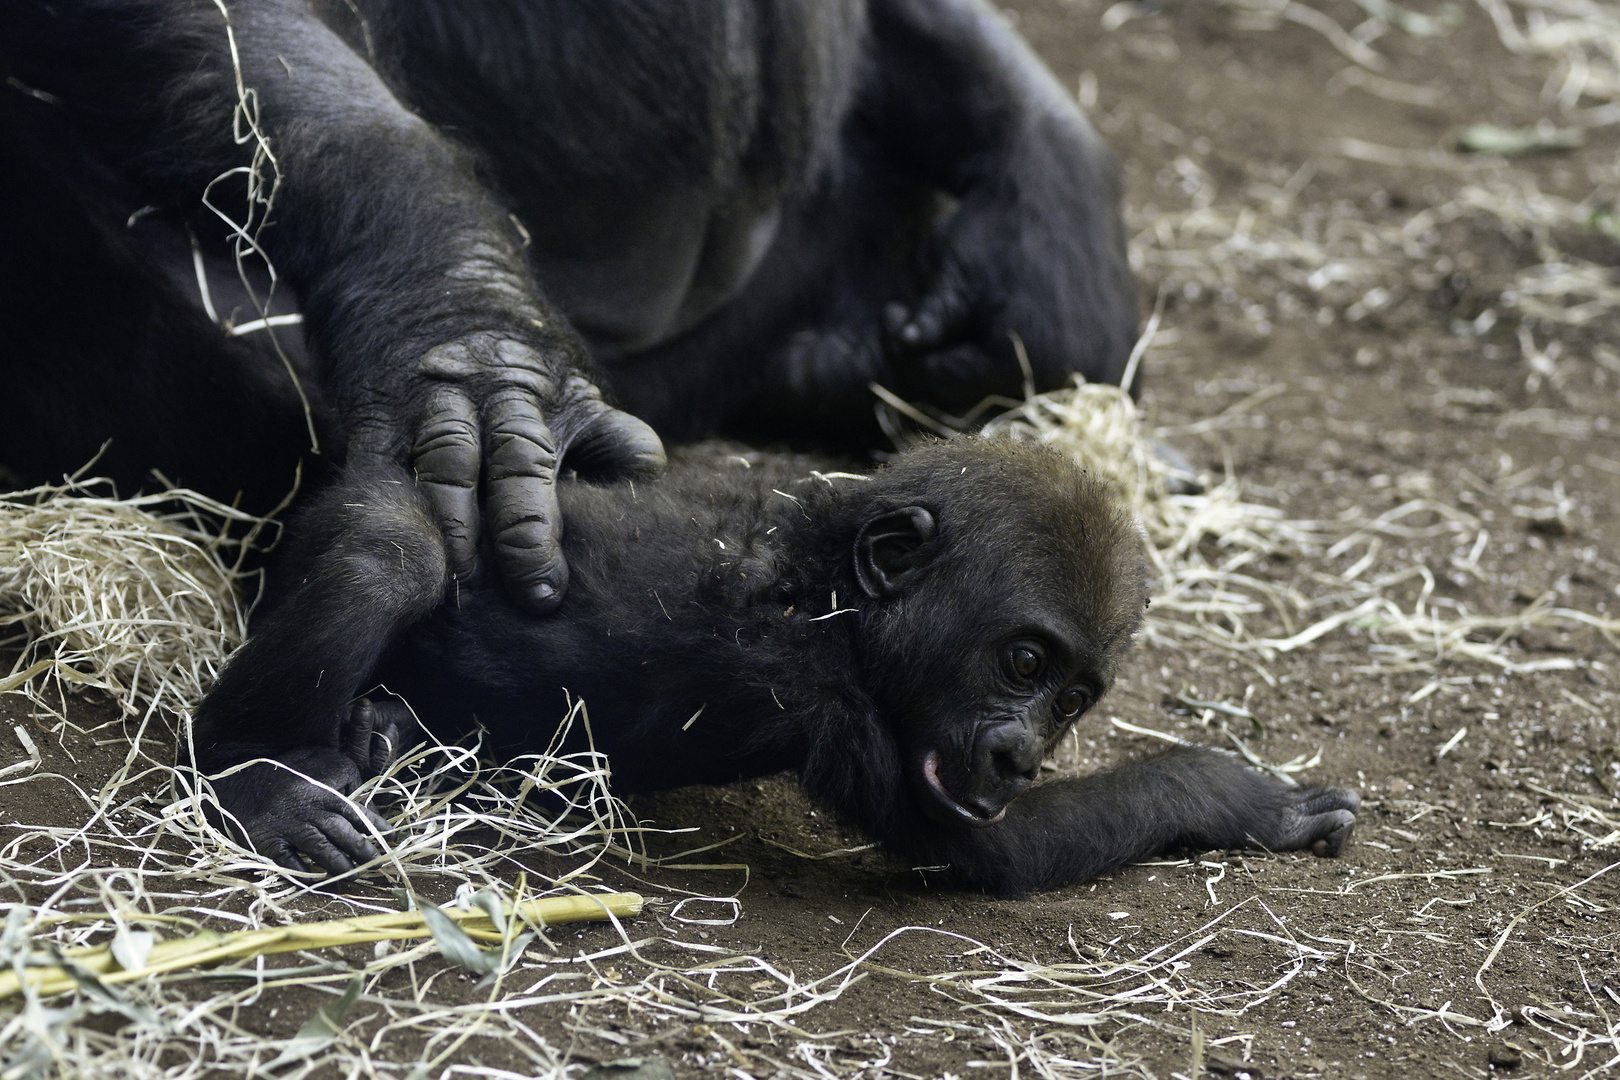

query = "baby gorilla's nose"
[[964, 719, 1042, 818]]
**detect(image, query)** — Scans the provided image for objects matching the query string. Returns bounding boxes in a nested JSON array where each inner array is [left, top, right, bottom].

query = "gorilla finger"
[[367, 730, 399, 777], [919, 343, 1023, 409], [483, 391, 567, 613], [286, 822, 357, 876], [325, 772, 395, 838], [344, 699, 378, 766], [411, 385, 482, 577], [1297, 786, 1359, 816], [317, 812, 383, 867], [922, 343, 995, 385], [263, 838, 310, 874], [883, 301, 911, 338], [563, 405, 666, 480], [1306, 810, 1357, 858], [369, 702, 419, 775], [359, 803, 393, 837], [895, 263, 973, 352]]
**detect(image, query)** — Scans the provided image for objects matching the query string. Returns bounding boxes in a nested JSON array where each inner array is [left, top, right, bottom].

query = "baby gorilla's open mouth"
[[919, 750, 1007, 828]]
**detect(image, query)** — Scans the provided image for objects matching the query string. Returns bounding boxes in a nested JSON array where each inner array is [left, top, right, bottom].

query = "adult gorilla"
[[0, 0, 1135, 610]]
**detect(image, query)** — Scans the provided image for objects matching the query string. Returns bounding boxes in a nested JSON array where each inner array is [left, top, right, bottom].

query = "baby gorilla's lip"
[[921, 750, 1007, 827]]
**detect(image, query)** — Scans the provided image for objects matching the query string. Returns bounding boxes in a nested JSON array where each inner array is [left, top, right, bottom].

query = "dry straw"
[[5, 0, 1620, 1076], [0, 380, 1499, 1079], [0, 477, 264, 724]]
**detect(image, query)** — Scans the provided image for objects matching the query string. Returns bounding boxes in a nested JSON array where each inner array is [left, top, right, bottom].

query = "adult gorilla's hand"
[[883, 132, 1138, 410], [350, 335, 665, 613]]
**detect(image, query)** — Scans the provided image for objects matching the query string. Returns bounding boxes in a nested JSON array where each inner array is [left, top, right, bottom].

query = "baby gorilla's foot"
[[212, 697, 418, 877]]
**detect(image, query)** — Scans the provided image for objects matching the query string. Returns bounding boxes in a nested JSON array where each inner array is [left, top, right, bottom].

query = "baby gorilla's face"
[[873, 590, 1115, 830], [849, 494, 1145, 830]]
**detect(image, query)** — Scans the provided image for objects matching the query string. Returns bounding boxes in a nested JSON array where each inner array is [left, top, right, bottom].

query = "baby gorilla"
[[192, 439, 1357, 895]]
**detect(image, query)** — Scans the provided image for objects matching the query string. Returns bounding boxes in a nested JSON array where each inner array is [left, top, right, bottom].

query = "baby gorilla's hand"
[[1187, 752, 1360, 858]]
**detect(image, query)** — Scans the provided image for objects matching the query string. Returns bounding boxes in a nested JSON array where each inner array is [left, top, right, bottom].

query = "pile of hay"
[[0, 479, 261, 725]]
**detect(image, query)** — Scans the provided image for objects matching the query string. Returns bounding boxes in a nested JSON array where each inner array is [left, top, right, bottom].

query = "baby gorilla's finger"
[[346, 698, 417, 777], [344, 698, 379, 767], [411, 384, 482, 577], [883, 301, 911, 338], [1308, 810, 1357, 858], [1276, 785, 1358, 856], [483, 390, 566, 613], [1297, 786, 1360, 816], [368, 699, 420, 775]]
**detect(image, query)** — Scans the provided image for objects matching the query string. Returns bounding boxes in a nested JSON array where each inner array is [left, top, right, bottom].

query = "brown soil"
[[5, 2, 1620, 1077]]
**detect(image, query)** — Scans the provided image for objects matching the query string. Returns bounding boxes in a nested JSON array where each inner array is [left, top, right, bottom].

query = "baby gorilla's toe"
[[345, 697, 419, 778]]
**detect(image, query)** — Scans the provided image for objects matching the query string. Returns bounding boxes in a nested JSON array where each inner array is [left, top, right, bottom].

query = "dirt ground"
[[5, 1, 1620, 1077]]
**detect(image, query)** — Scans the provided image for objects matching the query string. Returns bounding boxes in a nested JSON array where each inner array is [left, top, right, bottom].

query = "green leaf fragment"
[[264, 974, 364, 1071], [1455, 123, 1584, 157], [419, 904, 502, 975]]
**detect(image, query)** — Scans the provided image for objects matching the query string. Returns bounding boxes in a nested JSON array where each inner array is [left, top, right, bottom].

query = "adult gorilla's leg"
[[607, 0, 1136, 442]]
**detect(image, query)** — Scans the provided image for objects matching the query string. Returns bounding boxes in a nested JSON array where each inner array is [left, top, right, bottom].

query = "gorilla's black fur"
[[2, 2, 1354, 894], [1, 0, 1136, 612], [195, 440, 1358, 895]]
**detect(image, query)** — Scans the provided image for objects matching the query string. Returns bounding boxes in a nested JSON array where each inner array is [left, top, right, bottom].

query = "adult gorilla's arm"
[[7, 0, 663, 610], [865, 0, 1139, 396]]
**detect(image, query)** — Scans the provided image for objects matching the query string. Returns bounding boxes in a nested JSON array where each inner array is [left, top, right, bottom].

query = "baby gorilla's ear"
[[854, 507, 937, 599]]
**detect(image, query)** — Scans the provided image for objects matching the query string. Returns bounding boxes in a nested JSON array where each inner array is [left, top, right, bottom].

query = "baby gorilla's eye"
[[1002, 643, 1044, 683], [1056, 686, 1091, 717]]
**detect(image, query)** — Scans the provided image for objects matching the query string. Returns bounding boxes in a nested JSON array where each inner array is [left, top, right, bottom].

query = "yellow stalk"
[[0, 891, 642, 1000]]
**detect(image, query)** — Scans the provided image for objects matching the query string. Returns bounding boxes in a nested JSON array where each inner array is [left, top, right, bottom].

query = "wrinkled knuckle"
[[417, 339, 480, 380], [561, 373, 605, 400], [345, 833, 381, 861], [487, 423, 559, 484], [484, 380, 540, 409], [548, 377, 616, 435], [486, 411, 556, 451], [489, 337, 544, 369], [416, 415, 479, 453], [555, 374, 608, 414], [495, 536, 566, 592], [247, 823, 286, 854], [488, 452, 557, 487], [414, 428, 480, 487], [493, 515, 559, 557]]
